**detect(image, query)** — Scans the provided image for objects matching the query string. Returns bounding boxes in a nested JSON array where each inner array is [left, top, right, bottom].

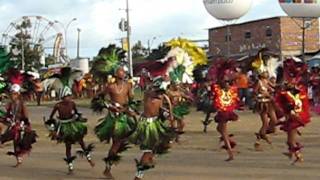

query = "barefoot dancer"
[[47, 87, 94, 174], [253, 71, 278, 150], [0, 81, 37, 167], [130, 76, 175, 180], [208, 60, 239, 161], [167, 82, 191, 141], [276, 59, 310, 164], [92, 67, 136, 179]]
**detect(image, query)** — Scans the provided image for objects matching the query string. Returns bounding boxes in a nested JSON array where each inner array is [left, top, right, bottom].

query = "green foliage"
[[90, 44, 126, 83], [10, 18, 42, 71], [0, 46, 14, 74]]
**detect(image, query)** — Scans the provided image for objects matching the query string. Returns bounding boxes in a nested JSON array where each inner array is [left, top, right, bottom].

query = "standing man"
[[33, 78, 43, 106], [235, 68, 249, 110], [92, 66, 136, 179]]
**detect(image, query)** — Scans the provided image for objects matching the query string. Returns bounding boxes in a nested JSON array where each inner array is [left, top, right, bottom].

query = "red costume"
[[212, 84, 239, 123], [275, 59, 310, 162], [276, 85, 310, 132], [207, 59, 240, 154]]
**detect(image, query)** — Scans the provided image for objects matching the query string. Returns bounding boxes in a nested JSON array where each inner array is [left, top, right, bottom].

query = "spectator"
[[236, 68, 249, 109]]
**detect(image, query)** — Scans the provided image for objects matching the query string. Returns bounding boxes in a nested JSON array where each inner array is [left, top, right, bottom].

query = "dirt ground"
[[1, 105, 320, 180]]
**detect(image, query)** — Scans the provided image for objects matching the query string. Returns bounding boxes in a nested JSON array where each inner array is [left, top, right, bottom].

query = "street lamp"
[[147, 37, 157, 55], [77, 28, 81, 59], [54, 18, 77, 59]]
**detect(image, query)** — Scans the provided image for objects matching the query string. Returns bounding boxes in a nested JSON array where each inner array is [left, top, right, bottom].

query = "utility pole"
[[21, 38, 25, 71], [302, 17, 306, 62], [126, 0, 133, 77], [77, 28, 81, 59]]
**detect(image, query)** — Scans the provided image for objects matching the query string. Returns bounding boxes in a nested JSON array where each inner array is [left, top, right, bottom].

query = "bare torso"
[[106, 81, 132, 106], [7, 100, 28, 121], [143, 90, 164, 118], [168, 89, 182, 106], [257, 79, 273, 97], [54, 101, 76, 120]]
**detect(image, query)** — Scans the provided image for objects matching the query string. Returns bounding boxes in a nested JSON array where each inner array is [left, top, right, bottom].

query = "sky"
[[0, 0, 286, 58]]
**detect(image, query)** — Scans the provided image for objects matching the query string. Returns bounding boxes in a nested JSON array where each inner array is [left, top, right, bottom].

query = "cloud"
[[0, 0, 285, 57]]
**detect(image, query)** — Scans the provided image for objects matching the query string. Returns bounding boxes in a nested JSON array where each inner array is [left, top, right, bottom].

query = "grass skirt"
[[54, 118, 87, 144], [1, 122, 37, 156], [173, 103, 190, 120], [130, 117, 175, 154], [95, 112, 136, 143]]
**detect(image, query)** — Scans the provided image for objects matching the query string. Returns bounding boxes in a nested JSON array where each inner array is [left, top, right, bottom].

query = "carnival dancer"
[[276, 59, 310, 164], [46, 86, 94, 174], [33, 78, 44, 106], [309, 65, 320, 114], [192, 65, 216, 132], [207, 59, 239, 161], [130, 76, 175, 180], [167, 82, 192, 142], [253, 71, 278, 150], [0, 69, 37, 167], [251, 54, 281, 151], [91, 66, 137, 179]]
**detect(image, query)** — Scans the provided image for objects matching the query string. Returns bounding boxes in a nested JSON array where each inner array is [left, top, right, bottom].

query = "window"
[[244, 31, 251, 39], [225, 34, 231, 42], [266, 26, 272, 37], [305, 20, 312, 30]]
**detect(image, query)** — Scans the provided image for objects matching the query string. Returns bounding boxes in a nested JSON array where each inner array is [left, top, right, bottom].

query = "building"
[[208, 16, 320, 59]]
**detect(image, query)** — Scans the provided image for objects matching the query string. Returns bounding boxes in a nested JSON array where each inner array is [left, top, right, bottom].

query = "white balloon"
[[279, 0, 320, 18], [203, 0, 253, 21]]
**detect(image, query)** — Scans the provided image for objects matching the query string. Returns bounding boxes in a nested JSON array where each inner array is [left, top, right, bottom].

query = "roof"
[[209, 16, 317, 31]]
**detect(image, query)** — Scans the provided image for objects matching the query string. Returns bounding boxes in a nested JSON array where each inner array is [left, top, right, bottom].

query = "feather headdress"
[[165, 38, 208, 84], [283, 58, 308, 85], [207, 59, 237, 84], [90, 45, 127, 83], [252, 52, 281, 78], [4, 68, 24, 93]]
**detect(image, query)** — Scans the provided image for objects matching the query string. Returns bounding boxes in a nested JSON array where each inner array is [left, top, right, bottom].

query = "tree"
[[132, 40, 148, 61], [10, 18, 42, 71], [146, 43, 170, 60]]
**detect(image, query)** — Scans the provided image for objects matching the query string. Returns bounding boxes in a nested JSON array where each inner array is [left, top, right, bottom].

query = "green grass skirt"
[[173, 103, 190, 120], [130, 117, 174, 154], [56, 120, 87, 144], [94, 112, 136, 143]]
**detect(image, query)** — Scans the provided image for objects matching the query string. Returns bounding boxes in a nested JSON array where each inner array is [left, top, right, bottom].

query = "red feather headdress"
[[207, 59, 237, 84], [6, 68, 24, 85], [283, 58, 307, 85], [4, 68, 24, 92]]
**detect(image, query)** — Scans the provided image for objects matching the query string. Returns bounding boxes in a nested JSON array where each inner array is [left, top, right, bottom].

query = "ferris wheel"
[[0, 16, 67, 63]]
